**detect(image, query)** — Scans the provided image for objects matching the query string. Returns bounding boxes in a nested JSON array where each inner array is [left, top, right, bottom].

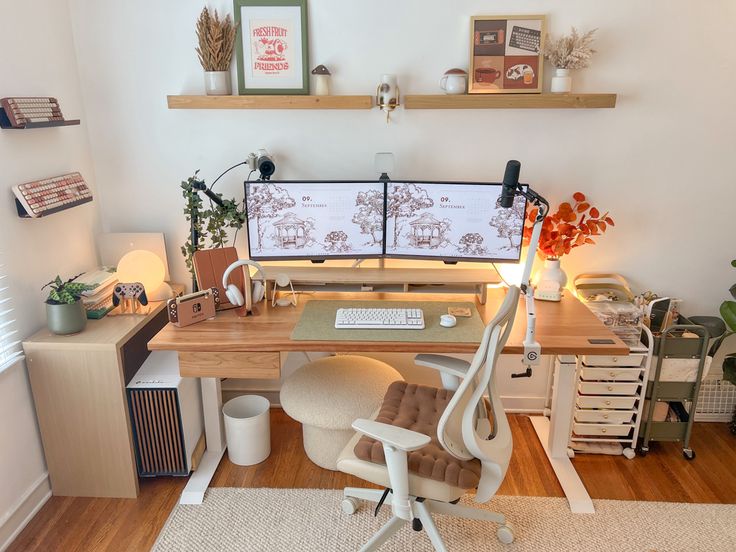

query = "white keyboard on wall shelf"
[[335, 307, 425, 330]]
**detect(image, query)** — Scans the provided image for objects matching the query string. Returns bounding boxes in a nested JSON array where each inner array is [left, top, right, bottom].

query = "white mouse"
[[440, 314, 457, 328]]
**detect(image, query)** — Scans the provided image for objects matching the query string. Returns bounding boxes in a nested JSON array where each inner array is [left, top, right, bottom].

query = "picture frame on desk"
[[468, 15, 546, 94], [234, 0, 310, 95]]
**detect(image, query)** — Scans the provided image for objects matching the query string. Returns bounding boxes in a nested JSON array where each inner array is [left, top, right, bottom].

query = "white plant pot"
[[204, 71, 231, 96], [535, 258, 568, 289], [550, 68, 572, 94]]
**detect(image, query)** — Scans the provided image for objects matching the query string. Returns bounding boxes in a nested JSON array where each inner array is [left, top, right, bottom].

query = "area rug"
[[153, 488, 736, 552]]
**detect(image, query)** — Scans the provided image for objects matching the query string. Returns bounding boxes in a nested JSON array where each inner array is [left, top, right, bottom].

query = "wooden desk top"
[[148, 289, 628, 356]]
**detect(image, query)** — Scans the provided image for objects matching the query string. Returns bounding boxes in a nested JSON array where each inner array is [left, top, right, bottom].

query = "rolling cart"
[[639, 324, 709, 460]]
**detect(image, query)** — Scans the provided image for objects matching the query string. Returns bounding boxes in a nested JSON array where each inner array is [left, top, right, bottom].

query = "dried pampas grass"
[[544, 27, 597, 70], [196, 7, 237, 71]]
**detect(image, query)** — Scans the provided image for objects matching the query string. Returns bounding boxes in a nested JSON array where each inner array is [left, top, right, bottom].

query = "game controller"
[[113, 282, 148, 312]]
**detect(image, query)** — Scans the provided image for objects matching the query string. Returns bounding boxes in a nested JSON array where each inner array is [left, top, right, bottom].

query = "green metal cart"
[[639, 324, 709, 460]]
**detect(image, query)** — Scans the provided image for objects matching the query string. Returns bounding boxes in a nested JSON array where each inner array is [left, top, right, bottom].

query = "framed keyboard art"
[[468, 15, 546, 94]]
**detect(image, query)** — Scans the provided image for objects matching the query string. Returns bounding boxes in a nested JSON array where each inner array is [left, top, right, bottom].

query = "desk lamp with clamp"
[[498, 160, 550, 379]]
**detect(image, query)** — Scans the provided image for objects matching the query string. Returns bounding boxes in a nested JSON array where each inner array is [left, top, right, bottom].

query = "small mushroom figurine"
[[311, 65, 331, 96]]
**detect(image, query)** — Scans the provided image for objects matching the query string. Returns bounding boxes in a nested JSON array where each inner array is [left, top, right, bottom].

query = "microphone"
[[499, 160, 521, 208]]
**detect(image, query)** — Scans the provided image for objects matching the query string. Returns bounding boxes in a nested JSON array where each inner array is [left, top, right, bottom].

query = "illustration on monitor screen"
[[384, 182, 526, 261], [245, 181, 385, 259]]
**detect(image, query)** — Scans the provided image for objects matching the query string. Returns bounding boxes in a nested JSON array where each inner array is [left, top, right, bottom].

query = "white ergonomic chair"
[[336, 285, 520, 551]]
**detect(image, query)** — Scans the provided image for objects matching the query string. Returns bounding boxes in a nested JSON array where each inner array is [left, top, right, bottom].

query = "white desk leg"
[[530, 356, 595, 514], [180, 377, 226, 505]]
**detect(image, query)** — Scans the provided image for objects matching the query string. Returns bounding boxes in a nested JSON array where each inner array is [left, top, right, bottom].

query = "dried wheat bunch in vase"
[[544, 27, 597, 93], [196, 7, 238, 95]]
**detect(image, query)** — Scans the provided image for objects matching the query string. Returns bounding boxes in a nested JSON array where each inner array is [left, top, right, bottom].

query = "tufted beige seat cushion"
[[280, 355, 403, 470], [353, 381, 482, 489]]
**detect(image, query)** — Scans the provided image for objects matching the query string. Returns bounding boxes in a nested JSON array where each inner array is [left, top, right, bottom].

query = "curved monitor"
[[244, 180, 527, 263], [384, 181, 527, 263]]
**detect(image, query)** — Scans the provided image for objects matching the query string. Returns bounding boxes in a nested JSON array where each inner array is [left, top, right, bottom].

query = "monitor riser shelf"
[[260, 266, 499, 304]]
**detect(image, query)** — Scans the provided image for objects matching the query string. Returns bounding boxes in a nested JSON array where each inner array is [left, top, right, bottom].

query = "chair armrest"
[[414, 354, 470, 379], [352, 419, 431, 452]]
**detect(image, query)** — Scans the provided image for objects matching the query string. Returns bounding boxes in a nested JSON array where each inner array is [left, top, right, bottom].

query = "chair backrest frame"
[[436, 285, 520, 502]]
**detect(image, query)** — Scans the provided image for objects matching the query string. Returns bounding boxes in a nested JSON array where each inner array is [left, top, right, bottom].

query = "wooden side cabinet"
[[23, 287, 182, 498]]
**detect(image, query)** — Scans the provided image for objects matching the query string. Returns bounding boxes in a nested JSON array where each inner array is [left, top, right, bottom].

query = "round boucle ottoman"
[[280, 355, 403, 470]]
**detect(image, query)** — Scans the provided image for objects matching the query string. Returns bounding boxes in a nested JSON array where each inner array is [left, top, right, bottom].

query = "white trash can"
[[222, 395, 271, 466]]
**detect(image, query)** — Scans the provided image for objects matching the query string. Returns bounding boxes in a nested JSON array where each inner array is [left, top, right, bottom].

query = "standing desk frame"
[[148, 289, 628, 512]]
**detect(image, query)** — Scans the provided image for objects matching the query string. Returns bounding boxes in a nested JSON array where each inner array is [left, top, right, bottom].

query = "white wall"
[[0, 0, 100, 547], [68, 0, 736, 316]]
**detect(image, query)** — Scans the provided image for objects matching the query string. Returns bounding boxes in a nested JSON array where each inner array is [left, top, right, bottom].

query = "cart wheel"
[[683, 448, 696, 461], [639, 446, 649, 457], [567, 448, 575, 459], [623, 447, 636, 460]]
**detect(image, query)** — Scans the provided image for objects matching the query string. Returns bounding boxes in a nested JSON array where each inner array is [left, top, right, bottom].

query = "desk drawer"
[[578, 382, 640, 396], [179, 352, 281, 379], [573, 423, 633, 437], [574, 409, 635, 424], [582, 354, 642, 368], [577, 395, 638, 410], [580, 367, 642, 382]]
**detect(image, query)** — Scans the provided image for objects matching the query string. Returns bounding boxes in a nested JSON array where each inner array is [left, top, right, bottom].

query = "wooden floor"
[[9, 412, 736, 552]]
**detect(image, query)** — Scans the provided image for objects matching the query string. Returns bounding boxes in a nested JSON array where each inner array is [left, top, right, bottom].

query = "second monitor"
[[244, 180, 526, 262]]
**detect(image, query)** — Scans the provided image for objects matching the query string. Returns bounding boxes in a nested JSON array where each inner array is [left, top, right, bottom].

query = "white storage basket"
[[694, 376, 736, 422]]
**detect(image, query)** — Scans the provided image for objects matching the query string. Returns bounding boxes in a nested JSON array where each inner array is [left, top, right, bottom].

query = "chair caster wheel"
[[683, 448, 696, 460], [567, 448, 575, 459], [623, 447, 636, 460], [497, 522, 515, 544], [639, 447, 648, 457], [341, 497, 359, 515], [412, 518, 423, 532]]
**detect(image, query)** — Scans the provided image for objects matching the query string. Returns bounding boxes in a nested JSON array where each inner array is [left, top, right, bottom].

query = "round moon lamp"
[[116, 250, 173, 301]]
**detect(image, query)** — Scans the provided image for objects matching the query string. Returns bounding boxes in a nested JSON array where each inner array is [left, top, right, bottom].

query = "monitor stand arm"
[[510, 188, 549, 378]]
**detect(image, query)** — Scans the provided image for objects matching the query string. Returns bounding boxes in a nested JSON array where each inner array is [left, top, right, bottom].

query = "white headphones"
[[222, 259, 266, 311]]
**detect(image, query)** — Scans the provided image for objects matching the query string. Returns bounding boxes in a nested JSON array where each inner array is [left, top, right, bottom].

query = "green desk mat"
[[291, 300, 485, 343]]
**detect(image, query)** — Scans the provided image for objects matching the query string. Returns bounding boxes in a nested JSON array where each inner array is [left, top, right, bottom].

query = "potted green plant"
[[42, 274, 97, 335]]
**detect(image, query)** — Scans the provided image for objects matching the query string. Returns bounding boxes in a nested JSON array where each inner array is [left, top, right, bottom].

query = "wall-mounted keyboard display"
[[12, 172, 93, 218], [0, 97, 80, 129]]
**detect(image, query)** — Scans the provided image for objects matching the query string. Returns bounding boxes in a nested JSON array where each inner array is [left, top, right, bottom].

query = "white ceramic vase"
[[535, 258, 568, 288], [550, 68, 572, 94], [204, 71, 231, 96]]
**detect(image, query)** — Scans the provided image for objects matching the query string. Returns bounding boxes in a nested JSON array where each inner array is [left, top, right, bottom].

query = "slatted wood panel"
[[129, 389, 187, 476]]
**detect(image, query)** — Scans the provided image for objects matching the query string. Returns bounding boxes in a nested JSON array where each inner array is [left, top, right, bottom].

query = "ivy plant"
[[180, 171, 245, 279]]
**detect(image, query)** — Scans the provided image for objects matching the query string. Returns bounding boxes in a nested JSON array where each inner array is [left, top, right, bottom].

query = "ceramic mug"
[[475, 68, 501, 84], [440, 74, 467, 95]]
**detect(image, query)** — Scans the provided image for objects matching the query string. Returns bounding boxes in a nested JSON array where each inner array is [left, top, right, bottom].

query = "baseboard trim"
[[0, 473, 51, 552]]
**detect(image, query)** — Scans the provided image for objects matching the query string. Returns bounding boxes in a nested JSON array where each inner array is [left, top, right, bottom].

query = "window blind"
[[0, 257, 23, 373]]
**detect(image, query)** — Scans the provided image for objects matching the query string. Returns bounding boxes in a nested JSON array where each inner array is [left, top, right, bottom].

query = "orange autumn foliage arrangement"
[[523, 192, 614, 259]]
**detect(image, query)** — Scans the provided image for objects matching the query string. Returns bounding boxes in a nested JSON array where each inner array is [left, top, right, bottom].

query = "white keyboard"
[[335, 307, 425, 330]]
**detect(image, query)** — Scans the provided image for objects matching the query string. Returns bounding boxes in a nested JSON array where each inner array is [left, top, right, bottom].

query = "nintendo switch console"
[[167, 288, 219, 327]]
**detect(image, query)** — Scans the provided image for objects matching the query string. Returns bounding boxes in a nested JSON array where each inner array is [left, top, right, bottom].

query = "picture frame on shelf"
[[468, 15, 546, 94], [234, 0, 309, 95]]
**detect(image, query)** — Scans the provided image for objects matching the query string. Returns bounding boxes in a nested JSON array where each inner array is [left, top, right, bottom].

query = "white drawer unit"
[[574, 409, 636, 424], [563, 328, 654, 460], [578, 382, 640, 396], [580, 367, 642, 382], [576, 395, 638, 410], [581, 354, 643, 368]]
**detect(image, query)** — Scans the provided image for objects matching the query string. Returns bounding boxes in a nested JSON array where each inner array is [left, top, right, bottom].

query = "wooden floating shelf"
[[404, 93, 617, 110], [167, 95, 373, 110]]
